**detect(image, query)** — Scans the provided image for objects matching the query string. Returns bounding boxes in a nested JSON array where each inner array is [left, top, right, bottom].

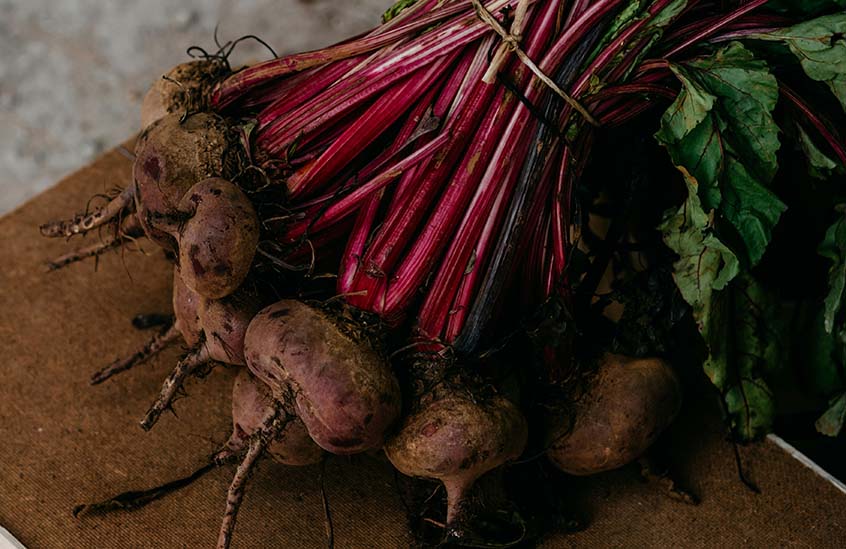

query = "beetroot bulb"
[[41, 114, 259, 299], [132, 113, 234, 251], [89, 269, 267, 431], [225, 368, 323, 466], [141, 60, 229, 129], [243, 299, 401, 455], [171, 177, 260, 300], [41, 112, 231, 242], [139, 272, 265, 431], [384, 356, 527, 539], [546, 353, 681, 476], [41, 57, 229, 242]]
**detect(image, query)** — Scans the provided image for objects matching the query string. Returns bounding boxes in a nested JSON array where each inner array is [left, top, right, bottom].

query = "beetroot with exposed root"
[[546, 353, 682, 476], [74, 368, 322, 549], [141, 60, 229, 129], [384, 360, 527, 528], [244, 300, 401, 455], [213, 367, 325, 549], [227, 368, 323, 466], [133, 113, 233, 251], [140, 275, 265, 431]]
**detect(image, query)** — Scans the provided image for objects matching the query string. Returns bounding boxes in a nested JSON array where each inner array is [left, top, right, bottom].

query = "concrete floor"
[[0, 0, 389, 214]]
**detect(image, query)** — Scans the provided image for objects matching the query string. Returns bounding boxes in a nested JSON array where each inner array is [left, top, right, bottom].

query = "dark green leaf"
[[725, 378, 776, 439], [803, 309, 843, 393], [382, 0, 418, 23], [656, 42, 784, 267], [655, 68, 716, 143], [588, 0, 688, 91], [765, 0, 846, 17], [819, 214, 846, 332], [720, 148, 787, 265], [797, 124, 840, 179], [665, 111, 725, 209], [661, 177, 783, 439], [816, 392, 846, 436], [659, 168, 739, 336], [686, 42, 781, 184], [764, 14, 846, 111], [649, 0, 689, 30], [709, 276, 780, 440]]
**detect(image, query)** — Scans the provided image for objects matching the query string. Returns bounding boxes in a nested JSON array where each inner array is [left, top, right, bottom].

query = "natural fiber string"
[[481, 0, 529, 83], [470, 0, 600, 127]]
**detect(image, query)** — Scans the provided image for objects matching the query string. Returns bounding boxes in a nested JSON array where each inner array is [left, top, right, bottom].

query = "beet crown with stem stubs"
[[141, 60, 230, 129], [132, 113, 233, 251]]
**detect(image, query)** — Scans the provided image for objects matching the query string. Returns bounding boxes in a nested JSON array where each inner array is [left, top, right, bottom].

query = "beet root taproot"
[[244, 300, 401, 454], [546, 353, 681, 476], [217, 368, 324, 549]]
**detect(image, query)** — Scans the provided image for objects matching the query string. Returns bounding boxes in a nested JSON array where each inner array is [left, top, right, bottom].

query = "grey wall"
[[0, 0, 389, 214]]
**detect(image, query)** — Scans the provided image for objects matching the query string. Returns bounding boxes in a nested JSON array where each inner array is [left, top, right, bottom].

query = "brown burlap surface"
[[1, 144, 844, 548]]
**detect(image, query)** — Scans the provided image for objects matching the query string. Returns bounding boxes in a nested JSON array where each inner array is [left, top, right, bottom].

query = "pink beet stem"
[[356, 44, 490, 288], [443, 160, 518, 342], [285, 132, 450, 243], [255, 0, 520, 155], [338, 189, 384, 294], [285, 53, 455, 200], [383, 0, 561, 324], [663, 0, 769, 59], [211, 0, 504, 108]]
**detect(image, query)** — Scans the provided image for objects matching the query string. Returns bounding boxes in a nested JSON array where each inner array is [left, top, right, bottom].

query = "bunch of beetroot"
[[43, 0, 846, 547]]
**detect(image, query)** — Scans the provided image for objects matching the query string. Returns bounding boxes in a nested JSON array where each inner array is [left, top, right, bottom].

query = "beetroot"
[[244, 300, 401, 454], [41, 112, 242, 278], [172, 269, 203, 347], [546, 354, 682, 475], [214, 368, 323, 549], [141, 276, 264, 431], [133, 113, 233, 251], [384, 360, 527, 530], [141, 60, 229, 129], [174, 178, 260, 300], [226, 368, 323, 466], [75, 368, 321, 549]]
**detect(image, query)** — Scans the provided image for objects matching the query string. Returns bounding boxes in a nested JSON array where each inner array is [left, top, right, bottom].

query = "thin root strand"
[[91, 324, 180, 385], [140, 345, 211, 431], [216, 431, 266, 549], [132, 313, 175, 330], [40, 186, 134, 238], [73, 460, 217, 519], [46, 216, 143, 272]]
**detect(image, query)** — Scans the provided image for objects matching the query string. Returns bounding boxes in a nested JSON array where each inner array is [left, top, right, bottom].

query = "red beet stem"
[[211, 0, 497, 108], [285, 53, 455, 200], [356, 42, 493, 291], [663, 0, 769, 59], [780, 83, 846, 168]]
